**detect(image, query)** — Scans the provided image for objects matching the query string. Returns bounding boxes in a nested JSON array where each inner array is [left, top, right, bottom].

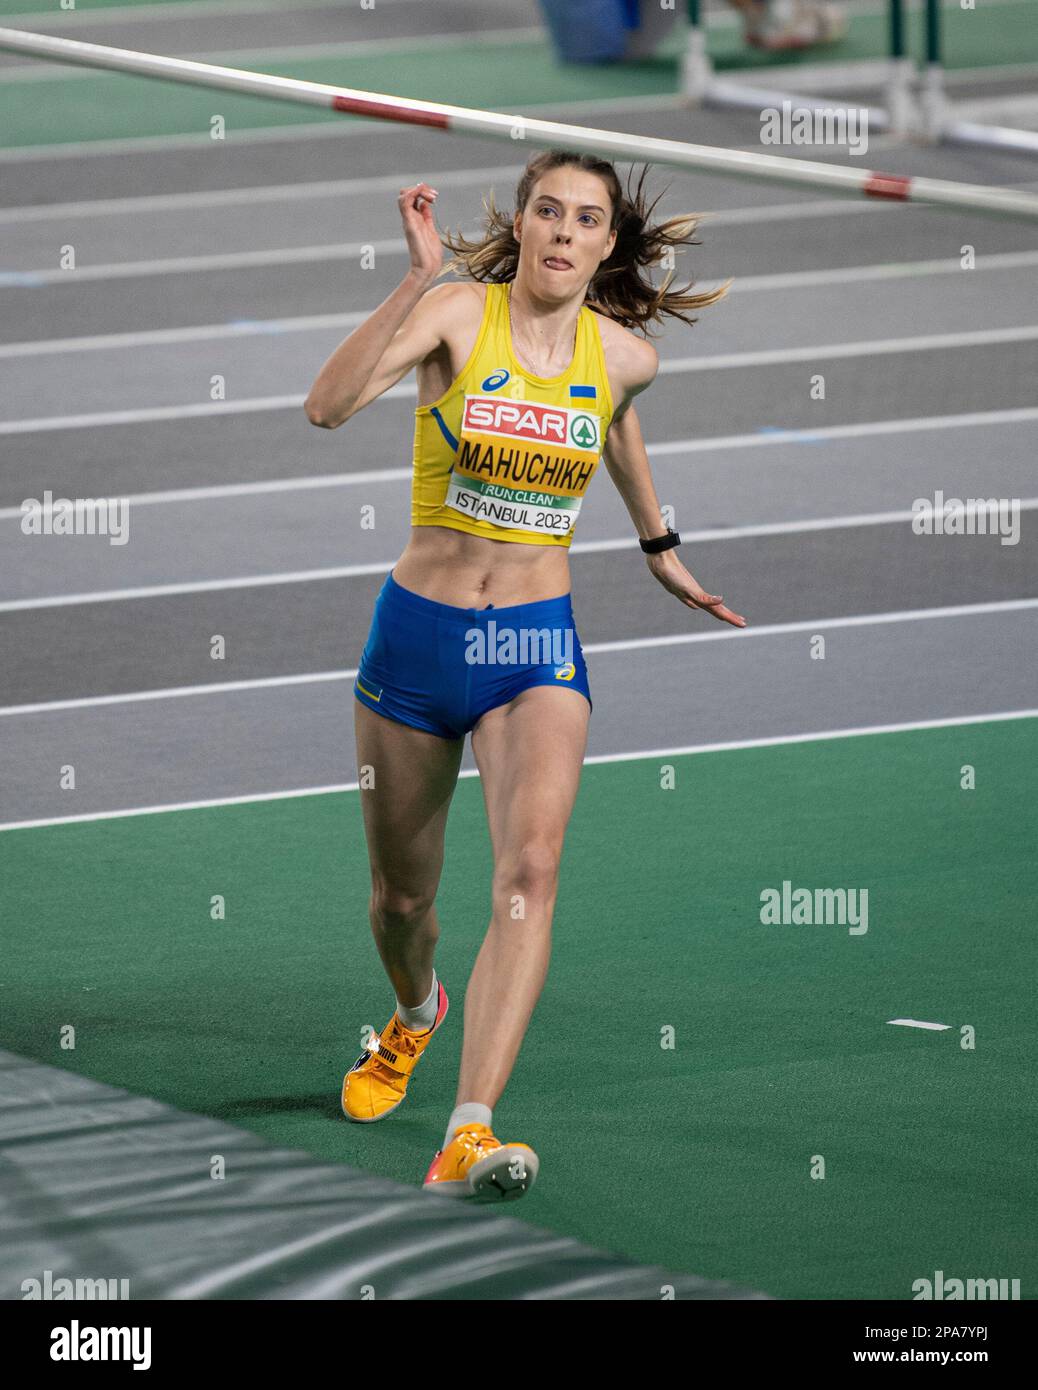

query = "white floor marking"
[[0, 669, 355, 718], [658, 324, 1038, 373], [9, 239, 1037, 292], [0, 0, 379, 28], [3, 511, 1035, 612], [0, 175, 910, 226], [0, 162, 521, 222], [3, 598, 1037, 716], [0, 91, 721, 162], [4, 315, 1035, 370], [0, 27, 548, 85], [4, 396, 1037, 446], [0, 709, 1033, 833], [887, 1020, 951, 1030]]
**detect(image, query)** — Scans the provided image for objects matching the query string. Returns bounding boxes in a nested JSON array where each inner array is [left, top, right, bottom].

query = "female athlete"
[[304, 149, 746, 1202]]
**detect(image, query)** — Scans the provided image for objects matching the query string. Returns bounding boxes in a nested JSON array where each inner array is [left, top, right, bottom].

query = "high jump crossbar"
[[2, 26, 1038, 222]]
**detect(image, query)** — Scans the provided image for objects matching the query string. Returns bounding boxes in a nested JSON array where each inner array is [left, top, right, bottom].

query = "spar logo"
[[570, 415, 597, 449], [462, 395, 600, 451]]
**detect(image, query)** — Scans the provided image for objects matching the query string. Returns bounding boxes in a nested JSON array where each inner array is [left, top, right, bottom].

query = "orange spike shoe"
[[422, 1122, 539, 1202], [341, 980, 448, 1122]]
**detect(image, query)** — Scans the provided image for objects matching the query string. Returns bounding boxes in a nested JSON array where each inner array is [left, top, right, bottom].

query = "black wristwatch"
[[639, 527, 681, 554]]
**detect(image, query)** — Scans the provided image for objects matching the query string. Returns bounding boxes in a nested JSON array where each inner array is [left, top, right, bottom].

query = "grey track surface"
[[3, 610, 1036, 824], [1, 7, 1036, 828], [0, 0, 536, 76], [1, 514, 1036, 707]]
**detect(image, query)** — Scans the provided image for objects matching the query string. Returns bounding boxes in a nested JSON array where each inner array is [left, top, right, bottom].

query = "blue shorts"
[[354, 571, 592, 739]]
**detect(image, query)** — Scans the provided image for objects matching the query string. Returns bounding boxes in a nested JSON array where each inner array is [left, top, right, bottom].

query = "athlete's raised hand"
[[645, 549, 747, 627], [399, 182, 443, 284]]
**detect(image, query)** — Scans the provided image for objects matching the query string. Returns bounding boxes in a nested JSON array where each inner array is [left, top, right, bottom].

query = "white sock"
[[444, 1102, 492, 1149], [396, 970, 438, 1033]]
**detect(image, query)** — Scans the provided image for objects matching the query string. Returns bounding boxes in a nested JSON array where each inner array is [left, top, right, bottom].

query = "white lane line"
[[2, 212, 943, 289], [0, 113, 408, 163], [0, 670, 358, 717], [1, 708, 1033, 834], [0, 236, 412, 285], [3, 391, 1036, 445], [646, 407, 1038, 455], [0, 562, 390, 611], [0, 163, 514, 222], [954, 93, 1038, 122], [940, 58, 1038, 87], [0, 312, 361, 358], [9, 239, 1036, 293], [582, 597, 1038, 655], [2, 599, 1036, 717], [0, 27, 548, 84], [2, 504, 1035, 613], [4, 313, 1037, 371], [0, 91, 702, 162], [0, 392, 309, 433], [699, 198, 914, 227], [0, 0, 365, 27], [0, 408, 1033, 507], [659, 324, 1038, 373], [0, 171, 909, 225], [2, 0, 1025, 48], [0, 467, 414, 517], [724, 249, 1038, 293], [11, 0, 978, 38], [582, 710, 1038, 760], [888, 1019, 951, 1030]]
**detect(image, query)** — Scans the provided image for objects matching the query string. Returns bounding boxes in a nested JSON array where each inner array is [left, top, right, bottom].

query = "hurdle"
[[683, 0, 917, 137], [2, 24, 1038, 221], [917, 0, 1038, 155], [681, 0, 1038, 156]]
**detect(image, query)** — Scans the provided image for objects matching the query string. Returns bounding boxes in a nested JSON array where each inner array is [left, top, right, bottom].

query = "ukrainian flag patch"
[[355, 676, 383, 703]]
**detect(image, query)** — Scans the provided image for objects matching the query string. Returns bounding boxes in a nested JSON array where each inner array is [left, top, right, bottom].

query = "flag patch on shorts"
[[355, 676, 383, 703]]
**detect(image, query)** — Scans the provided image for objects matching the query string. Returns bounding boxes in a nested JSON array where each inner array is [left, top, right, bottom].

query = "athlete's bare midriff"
[[393, 279, 615, 609], [392, 525, 572, 608]]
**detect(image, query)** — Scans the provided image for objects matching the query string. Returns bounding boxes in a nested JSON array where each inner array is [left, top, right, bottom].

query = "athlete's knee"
[[493, 838, 561, 907], [370, 880, 436, 930]]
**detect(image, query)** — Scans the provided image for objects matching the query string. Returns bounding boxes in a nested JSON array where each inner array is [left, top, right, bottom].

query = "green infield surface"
[[2, 715, 1035, 1301]]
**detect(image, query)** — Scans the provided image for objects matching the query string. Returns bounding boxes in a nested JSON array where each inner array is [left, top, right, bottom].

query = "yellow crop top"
[[411, 279, 615, 547]]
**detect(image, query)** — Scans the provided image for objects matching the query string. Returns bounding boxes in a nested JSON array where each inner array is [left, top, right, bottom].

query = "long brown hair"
[[438, 149, 732, 336]]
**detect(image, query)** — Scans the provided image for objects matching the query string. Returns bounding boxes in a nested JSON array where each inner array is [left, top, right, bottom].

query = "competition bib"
[[444, 394, 602, 537]]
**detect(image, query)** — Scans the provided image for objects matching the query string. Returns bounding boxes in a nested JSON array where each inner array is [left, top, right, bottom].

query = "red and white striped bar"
[[3, 25, 1038, 222]]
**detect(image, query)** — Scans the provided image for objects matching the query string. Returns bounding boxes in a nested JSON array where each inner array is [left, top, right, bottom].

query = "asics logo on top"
[[481, 369, 511, 392]]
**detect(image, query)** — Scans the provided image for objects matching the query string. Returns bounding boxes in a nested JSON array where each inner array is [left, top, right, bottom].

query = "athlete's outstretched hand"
[[400, 182, 443, 284], [645, 549, 747, 627]]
